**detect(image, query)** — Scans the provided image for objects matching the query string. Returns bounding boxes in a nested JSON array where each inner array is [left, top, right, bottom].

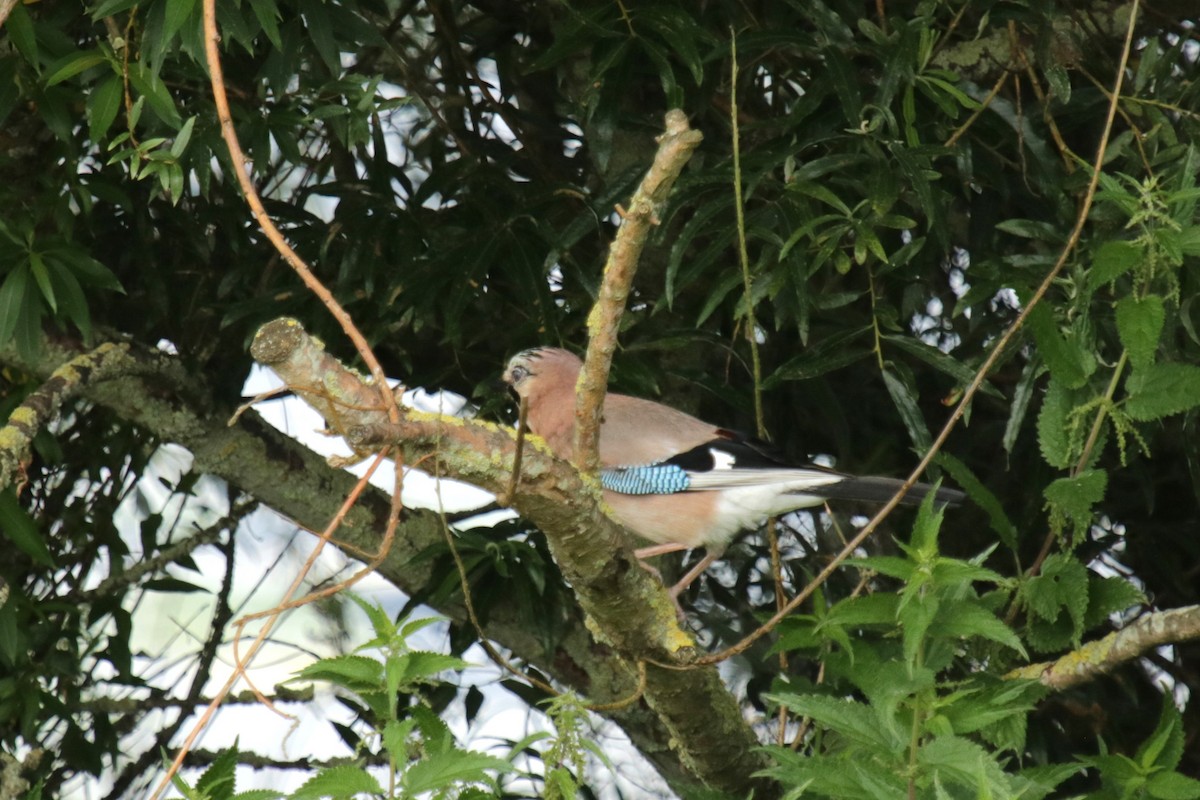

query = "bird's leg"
[[633, 542, 689, 559], [667, 549, 722, 600], [633, 542, 693, 619]]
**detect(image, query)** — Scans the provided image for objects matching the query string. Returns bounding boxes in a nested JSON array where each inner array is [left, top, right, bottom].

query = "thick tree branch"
[[1007, 605, 1200, 691], [251, 317, 777, 798], [0, 342, 140, 491], [0, 335, 691, 794]]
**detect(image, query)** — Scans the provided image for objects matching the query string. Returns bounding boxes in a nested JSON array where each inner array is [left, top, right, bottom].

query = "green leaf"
[[1084, 576, 1145, 628], [1036, 377, 1075, 469], [766, 326, 872, 384], [402, 751, 512, 795], [247, 0, 284, 48], [45, 50, 111, 86], [918, 735, 1012, 795], [1116, 295, 1164, 368], [291, 765, 383, 799], [935, 452, 1017, 548], [1137, 696, 1184, 772], [995, 218, 1062, 241], [1004, 357, 1043, 455], [900, 592, 938, 666], [763, 693, 898, 750], [163, 0, 198, 44], [5, 4, 38, 67], [883, 334, 1004, 398], [1091, 240, 1142, 288], [90, 0, 141, 18], [128, 63, 182, 127], [195, 742, 238, 798], [0, 488, 56, 568], [933, 600, 1026, 657], [391, 651, 468, 686], [87, 75, 124, 143], [298, 0, 341, 75], [170, 116, 196, 158], [0, 597, 27, 665], [381, 718, 417, 765], [1125, 363, 1200, 421], [1146, 771, 1200, 800], [292, 654, 383, 691], [882, 365, 932, 452], [1027, 304, 1091, 389], [1043, 469, 1106, 535], [28, 252, 55, 313], [1024, 554, 1088, 646], [825, 593, 900, 628]]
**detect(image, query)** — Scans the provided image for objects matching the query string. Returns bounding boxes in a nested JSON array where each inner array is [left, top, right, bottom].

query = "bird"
[[502, 347, 964, 600]]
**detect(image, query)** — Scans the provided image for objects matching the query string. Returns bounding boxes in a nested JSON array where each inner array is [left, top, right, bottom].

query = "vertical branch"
[[573, 110, 703, 472]]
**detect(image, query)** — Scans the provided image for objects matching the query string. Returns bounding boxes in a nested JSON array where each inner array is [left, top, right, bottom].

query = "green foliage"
[[765, 501, 1054, 799], [1083, 699, 1200, 800], [280, 599, 512, 798], [2, 0, 1200, 794]]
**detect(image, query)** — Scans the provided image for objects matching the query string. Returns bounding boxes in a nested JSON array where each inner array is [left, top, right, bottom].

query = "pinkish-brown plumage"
[[503, 347, 962, 598]]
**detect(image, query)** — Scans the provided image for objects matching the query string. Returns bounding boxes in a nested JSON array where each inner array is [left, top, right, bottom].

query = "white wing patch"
[[685, 468, 844, 492], [709, 447, 738, 470]]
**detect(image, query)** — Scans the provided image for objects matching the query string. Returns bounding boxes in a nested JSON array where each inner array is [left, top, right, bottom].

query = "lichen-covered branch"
[[1007, 605, 1200, 690], [0, 342, 141, 491], [573, 110, 703, 473], [251, 317, 777, 798], [0, 333, 699, 794]]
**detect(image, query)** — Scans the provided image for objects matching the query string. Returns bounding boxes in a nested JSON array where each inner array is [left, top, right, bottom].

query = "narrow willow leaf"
[[1004, 357, 1043, 455], [882, 364, 933, 452], [1027, 304, 1089, 389]]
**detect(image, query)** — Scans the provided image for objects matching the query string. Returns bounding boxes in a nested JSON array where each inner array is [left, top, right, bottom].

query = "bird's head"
[[502, 347, 582, 400]]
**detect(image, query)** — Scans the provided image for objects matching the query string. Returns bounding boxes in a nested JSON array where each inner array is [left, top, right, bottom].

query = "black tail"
[[817, 476, 965, 507]]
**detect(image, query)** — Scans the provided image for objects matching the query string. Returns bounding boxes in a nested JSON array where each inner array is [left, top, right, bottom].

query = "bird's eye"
[[507, 364, 530, 384]]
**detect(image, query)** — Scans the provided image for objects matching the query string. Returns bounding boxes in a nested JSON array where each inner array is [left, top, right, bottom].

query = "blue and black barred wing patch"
[[600, 462, 692, 495]]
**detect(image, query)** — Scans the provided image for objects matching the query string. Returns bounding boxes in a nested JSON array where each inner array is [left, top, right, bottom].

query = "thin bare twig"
[[200, 0, 399, 427]]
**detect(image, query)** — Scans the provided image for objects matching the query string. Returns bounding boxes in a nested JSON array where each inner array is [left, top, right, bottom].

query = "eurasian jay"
[[503, 347, 963, 599]]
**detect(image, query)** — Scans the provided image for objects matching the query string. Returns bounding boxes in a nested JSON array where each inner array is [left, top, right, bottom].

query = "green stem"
[[730, 30, 766, 439]]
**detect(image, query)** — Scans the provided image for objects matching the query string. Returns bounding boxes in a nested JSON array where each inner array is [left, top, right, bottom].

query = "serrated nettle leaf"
[[393, 651, 469, 685], [1043, 469, 1106, 535], [1124, 362, 1200, 421], [292, 765, 383, 799], [1090, 240, 1142, 288], [402, 750, 512, 795], [1084, 576, 1145, 628], [1116, 294, 1165, 369], [1037, 377, 1077, 469], [1023, 554, 1089, 647], [932, 600, 1026, 657], [292, 654, 384, 691]]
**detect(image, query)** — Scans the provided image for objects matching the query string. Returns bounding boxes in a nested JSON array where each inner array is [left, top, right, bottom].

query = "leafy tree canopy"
[[1, 0, 1199, 797]]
